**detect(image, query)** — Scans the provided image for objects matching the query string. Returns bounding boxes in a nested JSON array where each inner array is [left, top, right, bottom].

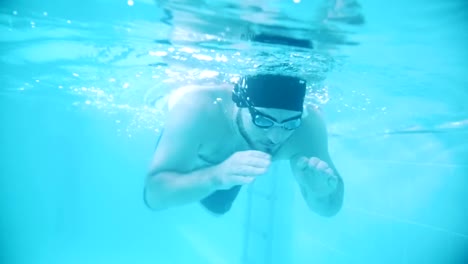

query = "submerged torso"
[[167, 84, 321, 170], [162, 84, 322, 214]]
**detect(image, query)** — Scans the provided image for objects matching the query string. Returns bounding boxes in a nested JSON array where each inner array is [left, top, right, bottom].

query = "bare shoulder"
[[303, 104, 327, 130], [168, 84, 232, 118], [168, 84, 232, 108], [283, 104, 329, 159], [163, 84, 234, 141], [149, 84, 233, 173]]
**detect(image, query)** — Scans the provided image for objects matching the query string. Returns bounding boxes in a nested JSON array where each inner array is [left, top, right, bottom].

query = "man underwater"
[[144, 74, 344, 217]]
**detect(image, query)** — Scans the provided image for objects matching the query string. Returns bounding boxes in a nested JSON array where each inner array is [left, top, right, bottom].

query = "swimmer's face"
[[240, 107, 302, 154]]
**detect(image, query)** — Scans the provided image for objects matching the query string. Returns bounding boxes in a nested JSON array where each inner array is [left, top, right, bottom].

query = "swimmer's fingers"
[[243, 157, 271, 169], [234, 165, 268, 177], [237, 151, 271, 168], [242, 150, 271, 160]]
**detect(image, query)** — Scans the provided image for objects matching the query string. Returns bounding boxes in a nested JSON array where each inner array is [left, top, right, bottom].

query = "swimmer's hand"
[[213, 150, 271, 190], [291, 156, 338, 196]]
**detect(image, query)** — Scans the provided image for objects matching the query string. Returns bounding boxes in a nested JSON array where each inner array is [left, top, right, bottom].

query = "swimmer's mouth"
[[262, 143, 278, 153]]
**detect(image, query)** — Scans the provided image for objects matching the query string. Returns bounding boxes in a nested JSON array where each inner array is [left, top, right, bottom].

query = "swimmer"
[[144, 74, 344, 216]]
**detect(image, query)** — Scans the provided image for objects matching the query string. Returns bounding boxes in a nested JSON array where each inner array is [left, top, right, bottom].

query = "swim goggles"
[[248, 105, 302, 130]]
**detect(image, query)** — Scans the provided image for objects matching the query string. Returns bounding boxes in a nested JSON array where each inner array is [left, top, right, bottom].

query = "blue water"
[[1, 0, 467, 264]]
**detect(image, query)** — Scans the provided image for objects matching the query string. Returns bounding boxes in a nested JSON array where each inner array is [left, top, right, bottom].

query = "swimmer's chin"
[[247, 141, 279, 155], [257, 145, 279, 155]]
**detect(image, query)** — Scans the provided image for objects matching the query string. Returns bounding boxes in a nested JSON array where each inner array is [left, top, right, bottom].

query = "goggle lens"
[[253, 115, 301, 130]]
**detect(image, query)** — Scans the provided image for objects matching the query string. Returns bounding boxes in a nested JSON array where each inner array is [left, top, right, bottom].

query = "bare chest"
[[195, 139, 238, 167]]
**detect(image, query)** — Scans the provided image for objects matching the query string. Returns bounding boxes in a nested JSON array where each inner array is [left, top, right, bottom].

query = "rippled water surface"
[[3, 0, 465, 137]]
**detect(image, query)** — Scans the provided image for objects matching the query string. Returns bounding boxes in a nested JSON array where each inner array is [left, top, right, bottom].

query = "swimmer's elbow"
[[306, 179, 344, 217], [143, 188, 166, 211], [317, 180, 344, 217], [310, 198, 343, 217], [143, 173, 171, 211], [143, 186, 167, 211], [315, 202, 342, 217]]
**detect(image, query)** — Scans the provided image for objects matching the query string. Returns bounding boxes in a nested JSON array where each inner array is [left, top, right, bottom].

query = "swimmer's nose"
[[266, 127, 288, 144]]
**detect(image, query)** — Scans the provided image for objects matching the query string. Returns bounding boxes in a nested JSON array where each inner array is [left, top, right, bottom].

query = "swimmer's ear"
[[232, 79, 246, 107], [304, 104, 323, 116]]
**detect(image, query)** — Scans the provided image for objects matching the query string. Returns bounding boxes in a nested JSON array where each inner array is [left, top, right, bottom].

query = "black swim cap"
[[232, 74, 306, 112]]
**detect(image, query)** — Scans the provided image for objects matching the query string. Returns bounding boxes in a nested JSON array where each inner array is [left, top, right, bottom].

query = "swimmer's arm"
[[296, 153, 344, 217], [145, 166, 222, 211], [143, 92, 222, 211], [291, 107, 344, 217]]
